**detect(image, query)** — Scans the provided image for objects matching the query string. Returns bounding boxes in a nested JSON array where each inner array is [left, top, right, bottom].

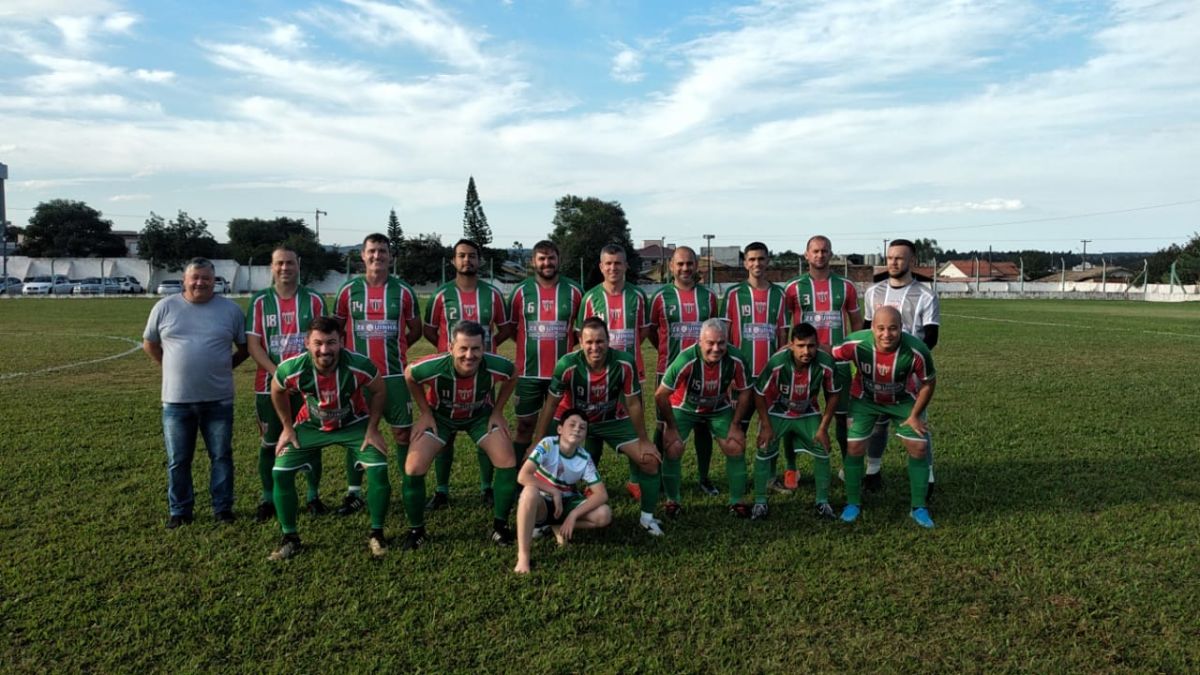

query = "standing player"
[[531, 317, 664, 536], [831, 306, 936, 528], [575, 244, 652, 498], [507, 240, 583, 461], [424, 239, 511, 509], [402, 321, 518, 549], [332, 233, 421, 516], [268, 317, 391, 560], [784, 235, 863, 485], [648, 246, 720, 495], [246, 245, 328, 522], [751, 323, 841, 520], [654, 318, 754, 517], [721, 241, 788, 489], [861, 238, 940, 496], [513, 408, 612, 574]]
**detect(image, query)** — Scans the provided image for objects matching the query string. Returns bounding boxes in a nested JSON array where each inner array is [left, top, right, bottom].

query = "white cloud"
[[264, 19, 306, 51], [109, 193, 150, 202], [132, 68, 174, 83], [0, 1, 117, 21], [49, 10, 138, 51], [610, 42, 643, 83], [893, 199, 1026, 215]]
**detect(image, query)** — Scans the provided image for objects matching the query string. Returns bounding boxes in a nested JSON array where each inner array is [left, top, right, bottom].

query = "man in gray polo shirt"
[[144, 257, 249, 527]]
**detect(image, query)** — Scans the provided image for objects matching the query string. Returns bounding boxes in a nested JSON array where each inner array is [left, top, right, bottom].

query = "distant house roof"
[[938, 260, 1022, 281], [1034, 266, 1136, 283]]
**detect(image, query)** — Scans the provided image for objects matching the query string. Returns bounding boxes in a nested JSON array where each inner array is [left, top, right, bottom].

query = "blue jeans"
[[163, 400, 235, 516]]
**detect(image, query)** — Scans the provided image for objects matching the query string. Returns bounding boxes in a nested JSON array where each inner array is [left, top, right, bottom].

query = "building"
[[937, 260, 1023, 282]]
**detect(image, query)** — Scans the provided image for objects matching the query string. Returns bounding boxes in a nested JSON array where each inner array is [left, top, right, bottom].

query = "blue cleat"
[[910, 507, 935, 529], [840, 504, 861, 523]]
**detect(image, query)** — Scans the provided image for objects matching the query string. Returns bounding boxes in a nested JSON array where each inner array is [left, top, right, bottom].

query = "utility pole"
[[0, 161, 8, 283], [1080, 239, 1091, 269], [315, 209, 327, 242], [703, 234, 715, 285]]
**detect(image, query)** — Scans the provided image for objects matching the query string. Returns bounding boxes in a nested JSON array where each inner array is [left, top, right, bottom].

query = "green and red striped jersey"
[[408, 352, 514, 420], [246, 285, 326, 393], [424, 280, 508, 352], [547, 349, 641, 424], [508, 277, 583, 379], [333, 276, 418, 378], [720, 282, 787, 378], [274, 350, 378, 431], [784, 273, 860, 346], [575, 284, 650, 378], [649, 283, 719, 376], [831, 330, 935, 405], [754, 349, 840, 419], [660, 343, 750, 414]]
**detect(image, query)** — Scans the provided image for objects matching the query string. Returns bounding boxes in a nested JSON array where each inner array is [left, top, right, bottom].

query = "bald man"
[[829, 306, 937, 528]]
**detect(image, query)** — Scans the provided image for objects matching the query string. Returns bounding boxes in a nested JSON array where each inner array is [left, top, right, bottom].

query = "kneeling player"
[[751, 323, 841, 520], [514, 408, 612, 573], [402, 320, 519, 549], [268, 316, 391, 560]]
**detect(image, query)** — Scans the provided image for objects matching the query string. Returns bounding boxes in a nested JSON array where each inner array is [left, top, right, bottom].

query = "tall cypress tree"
[[386, 208, 404, 273], [462, 176, 492, 247]]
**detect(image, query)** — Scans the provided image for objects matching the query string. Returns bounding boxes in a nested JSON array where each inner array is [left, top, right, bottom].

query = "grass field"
[[1, 297, 1198, 672]]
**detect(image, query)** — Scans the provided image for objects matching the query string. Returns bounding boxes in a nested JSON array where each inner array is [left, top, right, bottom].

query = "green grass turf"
[[1, 297, 1198, 671]]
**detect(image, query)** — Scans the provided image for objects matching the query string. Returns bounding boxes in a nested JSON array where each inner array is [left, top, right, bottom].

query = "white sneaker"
[[532, 525, 552, 540], [639, 516, 664, 537]]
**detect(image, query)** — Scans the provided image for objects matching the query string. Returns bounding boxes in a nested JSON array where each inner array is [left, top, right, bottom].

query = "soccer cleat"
[[306, 498, 330, 516], [663, 501, 682, 519], [425, 491, 450, 511], [910, 507, 935, 529], [863, 472, 883, 493], [165, 514, 193, 529], [814, 502, 837, 520], [768, 477, 794, 495], [402, 528, 428, 551], [481, 487, 494, 506], [728, 503, 751, 519], [625, 481, 642, 501], [697, 479, 720, 497], [335, 493, 366, 516], [751, 503, 769, 521], [532, 525, 552, 540], [214, 510, 235, 524], [639, 516, 664, 537], [840, 504, 861, 523], [268, 535, 301, 561], [783, 469, 799, 491], [254, 501, 275, 523], [367, 530, 388, 558], [490, 524, 514, 546]]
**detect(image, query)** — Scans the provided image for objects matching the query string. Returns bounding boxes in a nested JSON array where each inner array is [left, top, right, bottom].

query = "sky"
[[1, 0, 1197, 257]]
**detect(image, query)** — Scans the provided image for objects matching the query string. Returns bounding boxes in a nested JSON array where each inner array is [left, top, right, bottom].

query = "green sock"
[[491, 466, 518, 521], [785, 446, 797, 471], [272, 469, 299, 534], [365, 466, 391, 531], [638, 466, 661, 514], [477, 447, 495, 492], [626, 455, 638, 485], [836, 416, 849, 459], [845, 454, 865, 506], [908, 454, 930, 509], [394, 443, 409, 480], [696, 426, 713, 483], [813, 452, 831, 504], [258, 445, 274, 502], [753, 455, 773, 504], [662, 456, 682, 502], [726, 454, 747, 504], [305, 451, 322, 502], [402, 473, 427, 528], [345, 447, 363, 491], [434, 444, 453, 493]]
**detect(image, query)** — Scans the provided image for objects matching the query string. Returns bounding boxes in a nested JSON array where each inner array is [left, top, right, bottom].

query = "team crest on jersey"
[[608, 309, 623, 322], [464, 305, 477, 319], [590, 384, 607, 399], [369, 299, 383, 312], [456, 389, 473, 401], [816, 291, 829, 303], [877, 364, 891, 376], [754, 302, 766, 313], [281, 312, 296, 327], [320, 390, 337, 404], [683, 303, 695, 314], [541, 300, 555, 312]]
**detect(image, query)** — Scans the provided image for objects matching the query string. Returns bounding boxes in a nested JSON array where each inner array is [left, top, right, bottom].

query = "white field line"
[[0, 333, 143, 381], [943, 313, 1200, 339]]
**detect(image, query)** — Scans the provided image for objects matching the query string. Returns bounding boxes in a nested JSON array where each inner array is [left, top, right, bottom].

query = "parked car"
[[114, 276, 144, 294], [156, 280, 183, 295], [214, 276, 231, 294], [0, 276, 22, 295], [22, 275, 74, 295], [73, 277, 123, 295]]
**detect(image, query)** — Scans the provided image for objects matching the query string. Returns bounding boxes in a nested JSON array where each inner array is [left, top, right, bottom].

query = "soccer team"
[[143, 233, 941, 571]]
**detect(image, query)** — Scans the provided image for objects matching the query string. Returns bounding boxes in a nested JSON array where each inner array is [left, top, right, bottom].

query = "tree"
[[912, 237, 943, 264], [225, 217, 340, 283], [397, 232, 450, 284], [550, 195, 641, 285], [462, 176, 492, 247], [21, 199, 126, 257], [1147, 232, 1200, 284], [386, 209, 405, 273], [137, 211, 221, 271]]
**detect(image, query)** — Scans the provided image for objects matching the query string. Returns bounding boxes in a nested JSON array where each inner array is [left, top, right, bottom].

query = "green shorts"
[[536, 493, 588, 526], [273, 419, 388, 473], [514, 377, 551, 418], [758, 415, 827, 460], [587, 418, 640, 453], [381, 376, 412, 428], [674, 408, 735, 442], [847, 398, 925, 442], [421, 410, 501, 446], [833, 363, 851, 415], [255, 392, 302, 446]]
